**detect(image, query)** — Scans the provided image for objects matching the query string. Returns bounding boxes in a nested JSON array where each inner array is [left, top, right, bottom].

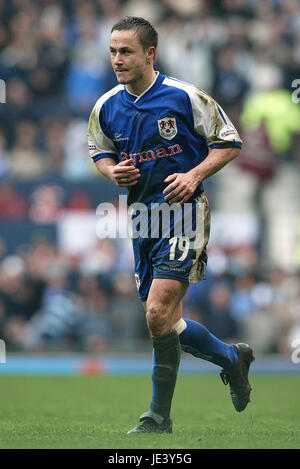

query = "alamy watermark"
[[0, 339, 6, 363], [95, 195, 205, 250], [291, 339, 300, 364], [291, 79, 300, 104], [0, 79, 6, 103]]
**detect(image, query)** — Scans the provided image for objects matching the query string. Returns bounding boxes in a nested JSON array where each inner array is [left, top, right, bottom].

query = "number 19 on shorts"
[[169, 236, 190, 261]]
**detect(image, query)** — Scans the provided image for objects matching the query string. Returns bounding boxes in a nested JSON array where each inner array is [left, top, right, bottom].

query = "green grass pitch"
[[0, 374, 299, 449]]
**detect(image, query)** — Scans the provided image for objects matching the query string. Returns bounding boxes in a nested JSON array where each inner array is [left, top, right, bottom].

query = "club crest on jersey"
[[158, 117, 177, 140]]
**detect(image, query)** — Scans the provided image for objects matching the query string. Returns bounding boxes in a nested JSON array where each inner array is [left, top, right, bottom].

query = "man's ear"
[[147, 46, 156, 63]]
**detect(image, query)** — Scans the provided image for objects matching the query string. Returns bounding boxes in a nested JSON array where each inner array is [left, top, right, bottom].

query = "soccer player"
[[88, 17, 254, 434]]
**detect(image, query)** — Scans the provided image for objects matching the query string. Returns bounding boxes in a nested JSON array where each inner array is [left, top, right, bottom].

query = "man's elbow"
[[229, 146, 241, 160]]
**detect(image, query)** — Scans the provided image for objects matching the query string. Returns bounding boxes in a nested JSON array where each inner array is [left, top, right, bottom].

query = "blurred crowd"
[[1, 0, 300, 180], [1, 233, 300, 356], [0, 0, 300, 355]]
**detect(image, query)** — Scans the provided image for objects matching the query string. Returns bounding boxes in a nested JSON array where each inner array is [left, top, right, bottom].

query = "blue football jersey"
[[88, 72, 242, 206]]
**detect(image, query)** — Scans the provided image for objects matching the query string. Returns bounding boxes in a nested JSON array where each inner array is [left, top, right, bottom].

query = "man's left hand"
[[163, 172, 198, 205]]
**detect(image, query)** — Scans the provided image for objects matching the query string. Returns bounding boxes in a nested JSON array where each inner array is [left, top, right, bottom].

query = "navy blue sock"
[[150, 330, 181, 419], [179, 319, 238, 370]]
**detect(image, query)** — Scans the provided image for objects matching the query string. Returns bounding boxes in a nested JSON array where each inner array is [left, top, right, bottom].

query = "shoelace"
[[220, 370, 230, 385], [139, 419, 156, 431]]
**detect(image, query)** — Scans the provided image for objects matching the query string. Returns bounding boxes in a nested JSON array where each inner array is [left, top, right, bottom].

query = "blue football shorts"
[[131, 193, 211, 302]]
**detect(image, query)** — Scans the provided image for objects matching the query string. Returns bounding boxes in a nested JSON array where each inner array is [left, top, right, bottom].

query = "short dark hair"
[[111, 16, 158, 51]]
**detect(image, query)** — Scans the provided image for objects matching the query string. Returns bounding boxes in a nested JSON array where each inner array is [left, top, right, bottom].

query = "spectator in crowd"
[[43, 118, 67, 177], [0, 181, 27, 218], [110, 273, 147, 350], [0, 78, 34, 146], [10, 120, 45, 179], [76, 274, 112, 352], [203, 281, 238, 342], [229, 273, 257, 326], [62, 119, 95, 180], [0, 128, 10, 178]]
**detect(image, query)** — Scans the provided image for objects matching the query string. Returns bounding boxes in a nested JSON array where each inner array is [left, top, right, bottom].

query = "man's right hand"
[[108, 158, 140, 187]]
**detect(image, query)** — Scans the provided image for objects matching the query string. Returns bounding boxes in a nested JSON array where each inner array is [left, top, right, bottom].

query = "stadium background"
[[0, 0, 300, 374]]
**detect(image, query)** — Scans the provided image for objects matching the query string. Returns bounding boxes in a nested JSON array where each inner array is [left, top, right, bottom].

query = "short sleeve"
[[87, 102, 118, 162], [189, 88, 242, 148]]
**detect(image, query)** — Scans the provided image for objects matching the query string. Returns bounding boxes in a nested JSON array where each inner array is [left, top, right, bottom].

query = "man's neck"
[[126, 69, 157, 97]]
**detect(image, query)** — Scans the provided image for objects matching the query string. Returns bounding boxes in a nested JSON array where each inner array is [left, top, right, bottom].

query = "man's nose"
[[114, 52, 123, 64]]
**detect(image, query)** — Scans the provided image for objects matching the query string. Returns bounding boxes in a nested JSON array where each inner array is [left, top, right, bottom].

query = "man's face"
[[110, 30, 150, 86]]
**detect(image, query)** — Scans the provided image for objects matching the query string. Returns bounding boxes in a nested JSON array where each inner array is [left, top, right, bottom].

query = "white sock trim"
[[173, 318, 187, 335]]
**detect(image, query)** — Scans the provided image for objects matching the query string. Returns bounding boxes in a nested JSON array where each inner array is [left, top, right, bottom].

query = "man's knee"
[[146, 303, 173, 336]]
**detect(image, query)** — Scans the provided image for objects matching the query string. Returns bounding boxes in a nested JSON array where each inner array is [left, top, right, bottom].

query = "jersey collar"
[[125, 72, 164, 104]]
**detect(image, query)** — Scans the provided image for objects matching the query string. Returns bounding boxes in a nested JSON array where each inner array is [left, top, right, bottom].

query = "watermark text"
[[291, 79, 300, 104], [95, 195, 205, 250], [0, 79, 6, 103], [291, 338, 300, 364], [0, 339, 6, 363]]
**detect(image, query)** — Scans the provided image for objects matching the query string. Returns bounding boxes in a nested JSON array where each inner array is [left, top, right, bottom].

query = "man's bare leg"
[[127, 278, 187, 433]]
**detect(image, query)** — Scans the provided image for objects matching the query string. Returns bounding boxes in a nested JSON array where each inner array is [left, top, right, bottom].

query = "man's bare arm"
[[95, 157, 140, 187], [163, 147, 240, 204], [95, 157, 118, 180], [190, 147, 240, 183]]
